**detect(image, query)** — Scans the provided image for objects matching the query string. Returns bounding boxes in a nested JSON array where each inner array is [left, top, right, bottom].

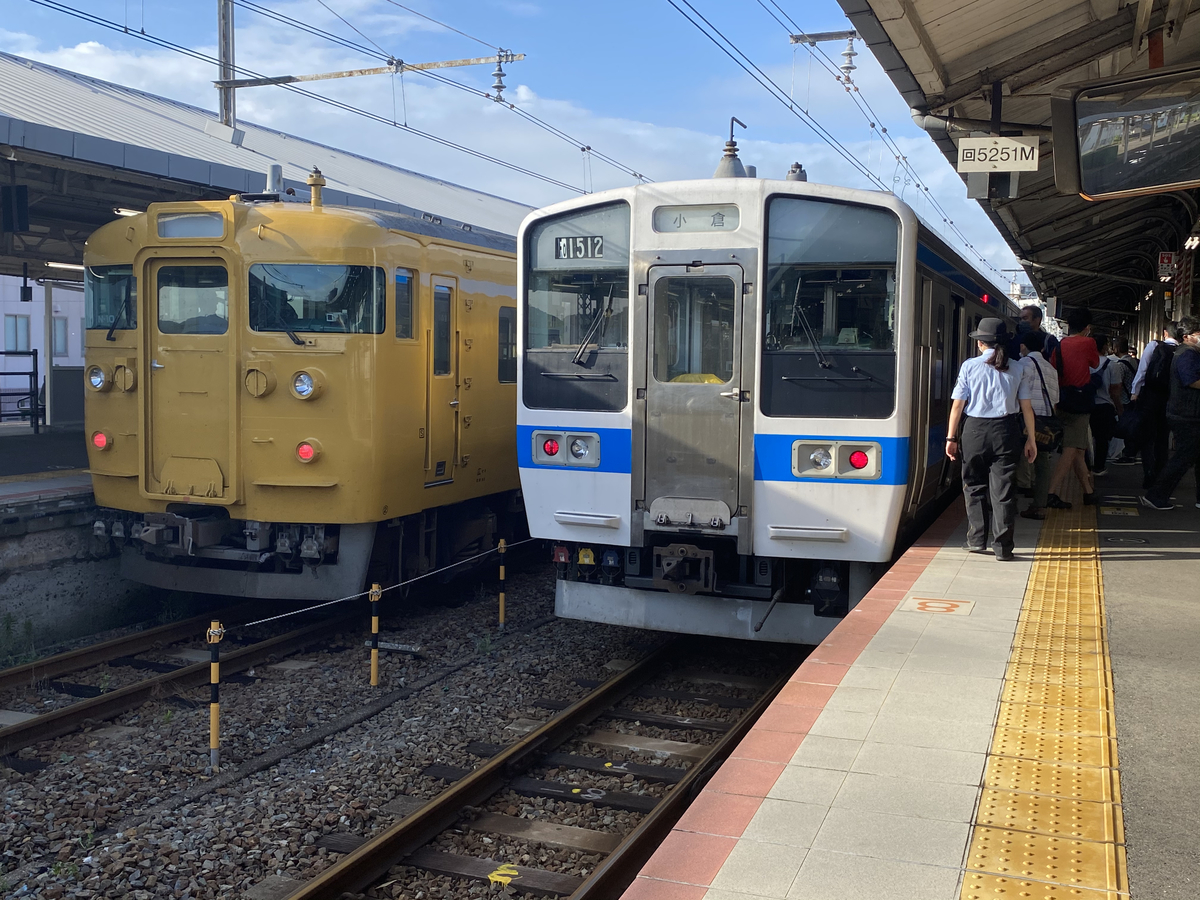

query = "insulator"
[[840, 36, 858, 81], [492, 61, 506, 97]]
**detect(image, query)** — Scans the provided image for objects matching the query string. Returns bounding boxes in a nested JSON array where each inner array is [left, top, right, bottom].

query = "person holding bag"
[[946, 318, 1038, 561], [1018, 330, 1060, 519], [1047, 308, 1100, 508]]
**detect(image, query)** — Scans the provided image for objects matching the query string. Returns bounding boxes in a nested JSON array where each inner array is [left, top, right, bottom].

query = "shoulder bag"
[[1054, 342, 1097, 414], [1030, 358, 1063, 451]]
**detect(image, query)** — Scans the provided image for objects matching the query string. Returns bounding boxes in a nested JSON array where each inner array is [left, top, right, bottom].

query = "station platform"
[[623, 464, 1199, 900], [0, 425, 89, 477]]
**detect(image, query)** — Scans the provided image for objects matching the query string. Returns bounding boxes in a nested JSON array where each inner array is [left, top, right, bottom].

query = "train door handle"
[[719, 389, 748, 401], [151, 360, 165, 370], [448, 399, 460, 408]]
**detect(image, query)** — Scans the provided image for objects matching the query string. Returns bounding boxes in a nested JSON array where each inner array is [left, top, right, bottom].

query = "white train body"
[[517, 175, 1014, 643]]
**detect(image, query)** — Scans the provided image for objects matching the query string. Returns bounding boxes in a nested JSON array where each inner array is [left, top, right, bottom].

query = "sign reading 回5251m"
[[956, 135, 1040, 173], [554, 235, 604, 260]]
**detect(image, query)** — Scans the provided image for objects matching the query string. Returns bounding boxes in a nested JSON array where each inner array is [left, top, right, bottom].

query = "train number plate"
[[555, 235, 603, 260]]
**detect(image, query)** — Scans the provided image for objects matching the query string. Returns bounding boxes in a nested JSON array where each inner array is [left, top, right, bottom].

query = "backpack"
[[1088, 358, 1110, 394], [1145, 342, 1178, 396]]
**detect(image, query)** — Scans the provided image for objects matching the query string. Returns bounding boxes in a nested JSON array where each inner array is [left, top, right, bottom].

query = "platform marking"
[[960, 500, 1128, 900], [899, 596, 975, 614], [1100, 507, 1139, 516]]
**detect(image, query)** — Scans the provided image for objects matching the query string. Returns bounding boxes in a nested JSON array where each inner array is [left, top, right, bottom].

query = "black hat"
[[969, 317, 1009, 342]]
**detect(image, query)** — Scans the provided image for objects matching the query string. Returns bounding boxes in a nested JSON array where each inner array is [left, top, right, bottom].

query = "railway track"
[[0, 611, 355, 760], [281, 639, 797, 900]]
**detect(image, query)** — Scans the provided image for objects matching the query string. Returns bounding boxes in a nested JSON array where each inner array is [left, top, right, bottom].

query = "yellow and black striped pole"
[[498, 538, 507, 632], [369, 582, 381, 687], [206, 620, 224, 772]]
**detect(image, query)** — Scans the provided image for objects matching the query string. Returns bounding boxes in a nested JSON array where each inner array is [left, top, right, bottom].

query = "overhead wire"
[[232, 0, 648, 183], [28, 0, 584, 193], [759, 0, 1004, 277], [380, 0, 499, 51]]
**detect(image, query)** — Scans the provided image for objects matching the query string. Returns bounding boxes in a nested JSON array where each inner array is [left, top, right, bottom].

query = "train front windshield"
[[762, 198, 899, 419], [523, 202, 630, 412]]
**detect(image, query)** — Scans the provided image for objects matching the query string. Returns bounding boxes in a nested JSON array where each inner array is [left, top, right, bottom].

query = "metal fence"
[[0, 349, 41, 433]]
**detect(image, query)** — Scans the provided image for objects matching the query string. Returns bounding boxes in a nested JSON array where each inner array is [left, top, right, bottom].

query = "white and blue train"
[[516, 152, 1017, 643]]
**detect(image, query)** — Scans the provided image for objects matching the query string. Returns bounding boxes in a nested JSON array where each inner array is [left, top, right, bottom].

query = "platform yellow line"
[[960, 503, 1129, 900]]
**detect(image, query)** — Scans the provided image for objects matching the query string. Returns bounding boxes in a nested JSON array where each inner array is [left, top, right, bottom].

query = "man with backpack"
[[1089, 334, 1124, 476], [1141, 316, 1200, 510], [1132, 322, 1184, 489], [1046, 308, 1100, 507], [1109, 338, 1138, 464]]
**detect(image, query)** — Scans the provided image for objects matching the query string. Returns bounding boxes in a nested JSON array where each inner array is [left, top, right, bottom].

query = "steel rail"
[[282, 640, 677, 900], [0, 614, 355, 757], [0, 605, 253, 694], [568, 665, 793, 899]]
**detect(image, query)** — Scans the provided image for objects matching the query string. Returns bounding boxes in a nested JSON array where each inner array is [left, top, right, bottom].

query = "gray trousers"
[[962, 415, 1022, 553]]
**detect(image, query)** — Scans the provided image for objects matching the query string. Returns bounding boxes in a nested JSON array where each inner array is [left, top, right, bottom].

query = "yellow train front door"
[[144, 260, 235, 502], [425, 277, 458, 486]]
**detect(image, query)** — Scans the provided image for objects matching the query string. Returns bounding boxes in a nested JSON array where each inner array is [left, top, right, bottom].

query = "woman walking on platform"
[[946, 318, 1039, 561]]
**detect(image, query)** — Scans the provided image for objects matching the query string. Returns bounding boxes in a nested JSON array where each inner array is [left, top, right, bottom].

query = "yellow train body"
[[83, 195, 521, 599]]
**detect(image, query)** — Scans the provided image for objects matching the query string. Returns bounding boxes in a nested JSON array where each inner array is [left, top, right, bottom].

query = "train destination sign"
[[554, 235, 603, 260], [956, 136, 1039, 173]]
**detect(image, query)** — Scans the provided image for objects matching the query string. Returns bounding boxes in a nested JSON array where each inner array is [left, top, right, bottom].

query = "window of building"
[[53, 317, 68, 357], [4, 315, 30, 352], [396, 269, 415, 339], [498, 307, 517, 383]]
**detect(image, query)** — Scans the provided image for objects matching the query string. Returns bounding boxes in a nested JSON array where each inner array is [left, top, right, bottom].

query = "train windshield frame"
[[249, 264, 386, 336], [762, 197, 899, 419], [523, 201, 631, 412], [85, 265, 137, 330]]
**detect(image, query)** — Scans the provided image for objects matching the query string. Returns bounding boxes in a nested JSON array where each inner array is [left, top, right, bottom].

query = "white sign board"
[[957, 136, 1040, 173], [1159, 252, 1176, 278]]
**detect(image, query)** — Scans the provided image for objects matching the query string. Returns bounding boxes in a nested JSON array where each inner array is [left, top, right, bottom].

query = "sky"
[[1, 0, 1024, 286]]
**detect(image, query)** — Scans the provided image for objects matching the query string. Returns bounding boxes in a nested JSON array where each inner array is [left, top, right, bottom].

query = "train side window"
[[498, 306, 517, 383], [396, 268, 416, 339], [433, 285, 452, 376]]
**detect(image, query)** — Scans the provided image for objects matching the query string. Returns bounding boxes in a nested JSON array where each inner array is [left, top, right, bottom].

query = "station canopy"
[[0, 51, 531, 279], [837, 0, 1200, 331]]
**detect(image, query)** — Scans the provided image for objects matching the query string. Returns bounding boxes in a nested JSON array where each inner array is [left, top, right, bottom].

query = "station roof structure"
[[837, 0, 1200, 328], [0, 51, 531, 279]]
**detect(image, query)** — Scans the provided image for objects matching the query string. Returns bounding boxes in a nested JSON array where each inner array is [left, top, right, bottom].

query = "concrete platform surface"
[[622, 462, 1198, 900], [0, 427, 89, 477]]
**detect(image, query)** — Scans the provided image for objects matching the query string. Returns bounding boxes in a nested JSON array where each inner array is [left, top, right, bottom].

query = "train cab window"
[[523, 202, 630, 411], [85, 265, 137, 330], [433, 286, 452, 376], [157, 266, 228, 335], [652, 277, 735, 383], [248, 265, 385, 335], [761, 197, 899, 419], [498, 306, 517, 383], [395, 268, 415, 339]]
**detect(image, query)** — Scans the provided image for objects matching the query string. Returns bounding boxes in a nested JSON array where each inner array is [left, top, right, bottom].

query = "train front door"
[[643, 264, 745, 531], [425, 277, 458, 486], [145, 259, 235, 501]]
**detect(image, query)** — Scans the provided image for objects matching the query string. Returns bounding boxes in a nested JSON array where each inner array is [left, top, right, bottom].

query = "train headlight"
[[290, 369, 323, 400], [86, 366, 111, 392], [809, 448, 833, 469], [569, 438, 588, 459]]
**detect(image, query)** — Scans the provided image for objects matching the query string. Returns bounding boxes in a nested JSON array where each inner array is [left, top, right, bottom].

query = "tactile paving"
[[1000, 682, 1112, 711], [974, 789, 1124, 843], [990, 728, 1118, 769], [964, 827, 1124, 891], [961, 872, 1125, 899], [985, 756, 1121, 804], [1004, 663, 1107, 689], [995, 702, 1114, 737]]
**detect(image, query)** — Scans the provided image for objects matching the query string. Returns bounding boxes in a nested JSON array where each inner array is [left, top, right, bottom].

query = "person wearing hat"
[[946, 317, 1038, 560]]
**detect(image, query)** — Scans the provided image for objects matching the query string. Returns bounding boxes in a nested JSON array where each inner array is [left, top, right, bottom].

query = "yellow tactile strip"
[[960, 504, 1129, 900]]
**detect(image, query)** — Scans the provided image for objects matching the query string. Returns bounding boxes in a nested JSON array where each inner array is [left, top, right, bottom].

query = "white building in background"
[[0, 275, 84, 418]]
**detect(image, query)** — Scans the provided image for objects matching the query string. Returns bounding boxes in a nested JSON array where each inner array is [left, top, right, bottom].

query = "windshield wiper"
[[571, 283, 615, 366], [789, 279, 831, 369], [105, 277, 132, 342], [267, 301, 304, 345]]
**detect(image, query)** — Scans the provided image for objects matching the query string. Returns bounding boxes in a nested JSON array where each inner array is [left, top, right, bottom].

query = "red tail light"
[[542, 438, 560, 456], [296, 442, 315, 462], [849, 450, 869, 469], [92, 431, 109, 450]]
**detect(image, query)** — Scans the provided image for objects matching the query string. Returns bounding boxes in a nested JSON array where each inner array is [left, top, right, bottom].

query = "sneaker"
[[1112, 457, 1138, 466], [1020, 507, 1046, 520], [1140, 495, 1175, 511], [996, 548, 1015, 561], [1092, 469, 1108, 477], [961, 543, 989, 554], [1046, 494, 1072, 509]]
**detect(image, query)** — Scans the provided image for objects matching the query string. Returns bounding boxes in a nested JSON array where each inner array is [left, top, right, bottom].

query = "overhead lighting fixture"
[[1186, 234, 1200, 251], [45, 261, 85, 271], [113, 207, 142, 217], [1160, 274, 1173, 282]]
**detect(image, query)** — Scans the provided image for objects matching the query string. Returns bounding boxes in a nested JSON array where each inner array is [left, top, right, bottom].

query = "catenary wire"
[[380, 0, 499, 51], [28, 0, 585, 193]]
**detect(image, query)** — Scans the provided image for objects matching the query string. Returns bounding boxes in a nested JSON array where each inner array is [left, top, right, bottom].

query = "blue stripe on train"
[[753, 434, 910, 485], [517, 425, 633, 473]]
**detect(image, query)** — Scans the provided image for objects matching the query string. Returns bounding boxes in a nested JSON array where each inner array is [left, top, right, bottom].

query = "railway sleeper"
[[464, 741, 687, 784], [573, 679, 754, 708], [402, 847, 584, 897], [533, 697, 732, 732], [421, 764, 660, 814]]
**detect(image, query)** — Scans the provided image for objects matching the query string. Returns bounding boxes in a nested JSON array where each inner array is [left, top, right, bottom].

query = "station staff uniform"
[[951, 325, 1033, 557]]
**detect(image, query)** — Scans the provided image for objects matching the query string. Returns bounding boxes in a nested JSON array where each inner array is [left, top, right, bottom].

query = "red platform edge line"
[[620, 499, 966, 897]]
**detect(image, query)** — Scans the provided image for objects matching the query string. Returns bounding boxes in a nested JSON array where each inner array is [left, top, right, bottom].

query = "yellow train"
[[84, 173, 522, 599]]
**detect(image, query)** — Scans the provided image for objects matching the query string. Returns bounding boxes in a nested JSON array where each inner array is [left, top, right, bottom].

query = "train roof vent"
[[713, 116, 748, 179]]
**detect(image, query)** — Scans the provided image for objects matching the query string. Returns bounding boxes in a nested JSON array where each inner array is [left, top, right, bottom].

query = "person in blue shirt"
[[1142, 316, 1200, 510], [947, 318, 1038, 560]]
